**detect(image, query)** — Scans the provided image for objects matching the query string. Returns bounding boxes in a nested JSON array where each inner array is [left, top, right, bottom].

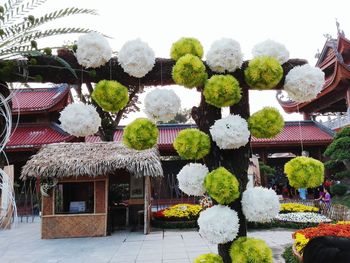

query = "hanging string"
[[80, 66, 84, 101], [296, 104, 304, 154], [160, 60, 163, 86], [109, 60, 112, 80]]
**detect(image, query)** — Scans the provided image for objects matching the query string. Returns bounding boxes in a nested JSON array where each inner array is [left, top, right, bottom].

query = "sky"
[[12, 0, 350, 124]]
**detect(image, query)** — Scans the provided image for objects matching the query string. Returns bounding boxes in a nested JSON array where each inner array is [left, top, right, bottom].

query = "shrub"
[[282, 246, 299, 263], [331, 184, 348, 196]]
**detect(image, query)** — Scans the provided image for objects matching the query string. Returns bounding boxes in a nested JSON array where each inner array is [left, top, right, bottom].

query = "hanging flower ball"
[[170, 37, 204, 61], [210, 115, 250, 149], [244, 56, 283, 90], [92, 80, 129, 113], [177, 163, 209, 196], [144, 89, 181, 122], [206, 38, 243, 73], [284, 64, 325, 103], [230, 237, 273, 263], [118, 39, 156, 78], [241, 187, 280, 222], [172, 54, 208, 88], [203, 75, 242, 108], [248, 107, 284, 138], [252, 39, 289, 64], [204, 167, 240, 205], [122, 118, 159, 150], [284, 156, 324, 188], [198, 205, 239, 244], [59, 102, 101, 137], [76, 32, 112, 68], [194, 253, 223, 263], [173, 128, 211, 160]]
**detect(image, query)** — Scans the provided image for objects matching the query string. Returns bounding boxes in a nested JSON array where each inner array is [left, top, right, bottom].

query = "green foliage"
[[0, 60, 14, 79], [0, 2, 97, 59], [173, 128, 210, 160], [324, 159, 344, 170], [172, 54, 208, 88], [334, 170, 350, 179], [92, 80, 129, 113], [330, 184, 348, 196], [244, 56, 283, 90], [193, 253, 223, 263], [282, 246, 299, 263], [230, 237, 273, 263], [162, 108, 191, 124], [324, 137, 350, 160], [203, 75, 242, 108], [284, 156, 324, 188], [204, 167, 240, 205], [248, 107, 284, 138], [259, 162, 276, 179], [332, 194, 350, 208], [122, 118, 159, 150], [170, 37, 203, 61]]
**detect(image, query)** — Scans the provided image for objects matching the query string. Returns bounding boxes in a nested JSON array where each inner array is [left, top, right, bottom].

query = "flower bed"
[[280, 203, 319, 213], [153, 204, 202, 221], [275, 212, 331, 224], [152, 203, 202, 229], [292, 222, 350, 255]]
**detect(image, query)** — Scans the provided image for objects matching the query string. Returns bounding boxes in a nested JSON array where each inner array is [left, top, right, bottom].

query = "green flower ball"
[[230, 237, 273, 263], [173, 128, 210, 160], [203, 75, 242, 108], [92, 80, 129, 113], [172, 54, 208, 88], [123, 118, 159, 150], [244, 56, 283, 90], [248, 107, 284, 138], [194, 253, 223, 263], [170, 37, 204, 61], [284, 156, 324, 189], [204, 167, 240, 205]]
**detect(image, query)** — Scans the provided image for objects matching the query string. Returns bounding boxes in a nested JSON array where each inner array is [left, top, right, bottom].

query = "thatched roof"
[[21, 142, 163, 179]]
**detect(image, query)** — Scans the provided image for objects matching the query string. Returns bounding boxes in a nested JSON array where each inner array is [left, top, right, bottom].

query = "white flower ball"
[[198, 205, 239, 244], [177, 163, 209, 196], [206, 38, 243, 73], [252, 39, 289, 64], [284, 64, 325, 103], [144, 89, 181, 122], [59, 102, 101, 137], [242, 187, 280, 222], [76, 32, 112, 68], [210, 114, 250, 149], [118, 39, 155, 78]]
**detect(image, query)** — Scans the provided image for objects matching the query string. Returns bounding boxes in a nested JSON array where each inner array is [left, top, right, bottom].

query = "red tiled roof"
[[11, 85, 69, 113], [86, 121, 333, 150], [252, 122, 333, 146], [6, 124, 74, 150]]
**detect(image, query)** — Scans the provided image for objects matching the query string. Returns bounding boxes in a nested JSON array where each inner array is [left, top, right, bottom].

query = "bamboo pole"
[[144, 176, 151, 234]]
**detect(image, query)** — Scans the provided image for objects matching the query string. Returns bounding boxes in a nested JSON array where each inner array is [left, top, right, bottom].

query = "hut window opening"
[[54, 182, 94, 214]]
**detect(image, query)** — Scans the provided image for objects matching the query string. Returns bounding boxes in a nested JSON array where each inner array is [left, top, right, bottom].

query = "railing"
[[319, 114, 350, 130]]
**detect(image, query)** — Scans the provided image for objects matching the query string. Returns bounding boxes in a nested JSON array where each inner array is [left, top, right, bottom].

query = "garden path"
[[0, 218, 294, 262]]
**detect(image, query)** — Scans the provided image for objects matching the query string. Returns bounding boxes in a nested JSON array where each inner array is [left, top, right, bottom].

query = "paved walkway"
[[0, 219, 294, 263]]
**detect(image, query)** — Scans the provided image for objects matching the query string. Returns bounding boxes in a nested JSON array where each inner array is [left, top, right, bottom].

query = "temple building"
[[278, 33, 350, 131]]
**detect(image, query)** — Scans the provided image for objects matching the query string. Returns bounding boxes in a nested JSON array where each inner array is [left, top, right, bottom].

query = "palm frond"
[[1, 0, 47, 25], [1, 7, 97, 39]]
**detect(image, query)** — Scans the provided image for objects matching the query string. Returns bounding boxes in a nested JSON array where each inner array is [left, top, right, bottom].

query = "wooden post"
[[144, 175, 151, 234]]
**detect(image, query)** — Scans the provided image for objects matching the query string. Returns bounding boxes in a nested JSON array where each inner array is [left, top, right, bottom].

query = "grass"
[[332, 194, 350, 208]]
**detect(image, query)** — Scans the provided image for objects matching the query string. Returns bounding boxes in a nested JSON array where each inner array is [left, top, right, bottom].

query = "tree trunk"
[[192, 85, 250, 263]]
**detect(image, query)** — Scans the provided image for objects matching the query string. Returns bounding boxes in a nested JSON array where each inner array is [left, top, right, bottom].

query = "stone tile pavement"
[[0, 218, 294, 262]]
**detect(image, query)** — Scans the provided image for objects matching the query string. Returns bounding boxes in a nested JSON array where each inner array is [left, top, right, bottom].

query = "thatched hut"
[[21, 142, 163, 239]]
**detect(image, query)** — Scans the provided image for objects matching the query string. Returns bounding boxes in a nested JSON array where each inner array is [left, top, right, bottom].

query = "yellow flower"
[[280, 203, 319, 213], [163, 204, 202, 219], [294, 233, 309, 253]]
